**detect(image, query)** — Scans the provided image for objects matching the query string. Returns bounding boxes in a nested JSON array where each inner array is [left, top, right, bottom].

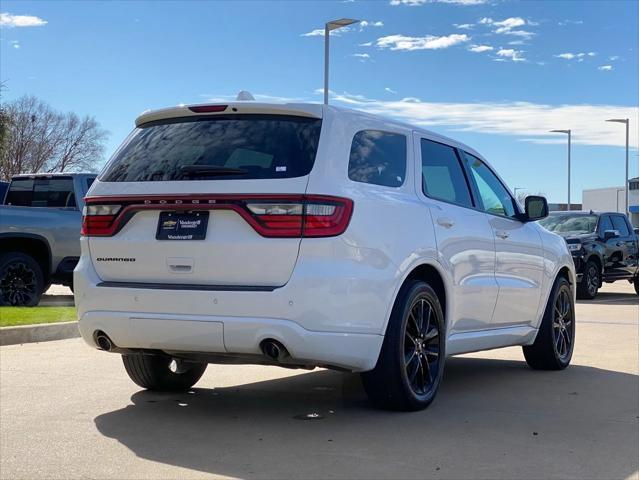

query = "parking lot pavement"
[[1, 285, 637, 480]]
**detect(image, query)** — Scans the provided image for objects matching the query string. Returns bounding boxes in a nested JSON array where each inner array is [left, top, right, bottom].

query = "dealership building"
[[581, 177, 639, 227]]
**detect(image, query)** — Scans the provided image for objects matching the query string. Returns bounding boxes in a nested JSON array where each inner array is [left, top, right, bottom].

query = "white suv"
[[75, 102, 576, 411]]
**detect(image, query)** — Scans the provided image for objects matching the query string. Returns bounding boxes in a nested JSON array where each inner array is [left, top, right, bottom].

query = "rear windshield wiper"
[[179, 165, 248, 177]]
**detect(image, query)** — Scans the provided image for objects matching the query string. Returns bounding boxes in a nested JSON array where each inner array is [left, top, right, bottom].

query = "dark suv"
[[539, 212, 639, 299]]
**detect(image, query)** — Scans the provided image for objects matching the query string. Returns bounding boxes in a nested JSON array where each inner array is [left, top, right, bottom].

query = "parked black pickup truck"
[[539, 211, 639, 299]]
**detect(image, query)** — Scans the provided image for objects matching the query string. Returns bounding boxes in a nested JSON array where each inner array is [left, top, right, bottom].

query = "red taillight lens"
[[81, 204, 121, 236], [245, 196, 353, 238], [188, 105, 227, 113]]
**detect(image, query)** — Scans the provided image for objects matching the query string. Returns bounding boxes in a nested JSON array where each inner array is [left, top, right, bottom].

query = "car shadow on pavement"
[[577, 290, 639, 306], [94, 357, 639, 480]]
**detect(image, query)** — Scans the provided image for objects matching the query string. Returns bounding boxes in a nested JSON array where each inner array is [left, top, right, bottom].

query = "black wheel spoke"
[[404, 295, 441, 397]]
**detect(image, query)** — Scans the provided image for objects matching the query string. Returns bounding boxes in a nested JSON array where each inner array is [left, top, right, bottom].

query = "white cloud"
[[493, 17, 525, 32], [376, 33, 469, 51], [359, 41, 373, 47], [558, 19, 584, 26], [0, 13, 47, 27], [385, 87, 398, 94], [328, 92, 638, 148], [352, 53, 371, 61], [360, 20, 384, 29], [598, 65, 613, 71], [390, 0, 486, 4], [609, 55, 620, 61], [454, 23, 474, 29], [496, 48, 526, 62], [9, 39, 19, 49], [468, 44, 493, 53], [556, 52, 597, 61], [480, 16, 535, 39]]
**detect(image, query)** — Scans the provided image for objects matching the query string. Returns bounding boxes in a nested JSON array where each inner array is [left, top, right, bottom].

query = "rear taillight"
[[81, 195, 353, 238], [245, 196, 353, 238], [81, 204, 121, 236]]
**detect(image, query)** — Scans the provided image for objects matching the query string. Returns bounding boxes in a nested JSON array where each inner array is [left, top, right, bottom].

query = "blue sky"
[[1, 0, 638, 203]]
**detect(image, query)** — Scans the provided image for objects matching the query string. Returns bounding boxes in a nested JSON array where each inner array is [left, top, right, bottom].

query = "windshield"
[[539, 214, 598, 235], [100, 114, 322, 182]]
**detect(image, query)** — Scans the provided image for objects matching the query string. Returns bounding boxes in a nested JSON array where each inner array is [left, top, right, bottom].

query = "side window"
[[420, 139, 473, 208], [598, 215, 613, 234], [5, 178, 34, 206], [348, 130, 407, 187], [611, 216, 630, 236], [86, 177, 95, 190], [32, 178, 76, 208], [463, 152, 517, 218]]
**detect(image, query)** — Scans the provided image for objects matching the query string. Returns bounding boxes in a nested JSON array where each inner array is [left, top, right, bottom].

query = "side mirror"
[[524, 195, 548, 221], [603, 230, 620, 241]]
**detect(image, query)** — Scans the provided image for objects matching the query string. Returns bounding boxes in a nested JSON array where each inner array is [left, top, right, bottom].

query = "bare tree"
[[0, 95, 108, 179]]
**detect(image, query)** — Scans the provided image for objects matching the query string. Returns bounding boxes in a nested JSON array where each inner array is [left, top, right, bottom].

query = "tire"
[[122, 353, 207, 391], [634, 279, 639, 296], [523, 276, 575, 370], [577, 260, 600, 299], [361, 280, 445, 411], [0, 252, 45, 306]]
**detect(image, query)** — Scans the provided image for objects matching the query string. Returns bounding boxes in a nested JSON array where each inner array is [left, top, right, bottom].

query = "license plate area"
[[156, 211, 209, 240]]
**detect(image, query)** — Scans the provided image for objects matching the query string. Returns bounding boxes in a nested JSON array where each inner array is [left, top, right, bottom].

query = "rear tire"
[[0, 252, 44, 306], [577, 260, 599, 299], [361, 280, 445, 411], [122, 353, 207, 391], [523, 276, 575, 370]]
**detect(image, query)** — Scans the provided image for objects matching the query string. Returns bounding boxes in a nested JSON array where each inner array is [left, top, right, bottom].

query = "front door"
[[415, 135, 499, 334], [461, 151, 545, 327]]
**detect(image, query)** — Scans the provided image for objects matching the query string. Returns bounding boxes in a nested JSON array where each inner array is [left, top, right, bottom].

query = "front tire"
[[122, 353, 207, 391], [523, 276, 575, 370], [577, 260, 599, 299], [0, 252, 44, 306], [361, 281, 445, 411]]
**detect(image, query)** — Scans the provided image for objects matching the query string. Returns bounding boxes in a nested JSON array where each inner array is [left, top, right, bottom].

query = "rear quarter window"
[[348, 130, 407, 188], [100, 115, 322, 182]]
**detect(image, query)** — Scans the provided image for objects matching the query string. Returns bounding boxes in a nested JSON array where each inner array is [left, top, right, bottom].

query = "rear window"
[[5, 177, 76, 208], [100, 115, 323, 182]]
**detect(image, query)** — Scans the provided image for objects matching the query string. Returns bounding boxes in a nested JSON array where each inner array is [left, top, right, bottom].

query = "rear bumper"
[[77, 310, 383, 372], [73, 246, 390, 372]]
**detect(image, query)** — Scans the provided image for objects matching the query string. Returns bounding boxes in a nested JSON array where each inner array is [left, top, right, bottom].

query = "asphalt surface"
[[1, 283, 638, 480]]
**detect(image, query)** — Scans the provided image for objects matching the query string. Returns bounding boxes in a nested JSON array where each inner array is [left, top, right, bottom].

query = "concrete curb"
[[0, 321, 80, 346]]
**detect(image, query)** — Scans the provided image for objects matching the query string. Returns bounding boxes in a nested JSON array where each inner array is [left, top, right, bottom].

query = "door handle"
[[436, 217, 455, 228], [496, 231, 510, 239]]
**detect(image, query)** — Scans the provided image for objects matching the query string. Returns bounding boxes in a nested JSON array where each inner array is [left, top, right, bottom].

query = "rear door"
[[85, 113, 324, 287], [610, 214, 638, 278]]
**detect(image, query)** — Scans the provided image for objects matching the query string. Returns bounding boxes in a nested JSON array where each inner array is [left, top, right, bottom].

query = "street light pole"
[[323, 18, 359, 105], [549, 129, 572, 211], [606, 118, 630, 216]]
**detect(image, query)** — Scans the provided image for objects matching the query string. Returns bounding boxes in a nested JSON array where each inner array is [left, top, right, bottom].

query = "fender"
[[0, 232, 53, 273], [380, 255, 452, 337]]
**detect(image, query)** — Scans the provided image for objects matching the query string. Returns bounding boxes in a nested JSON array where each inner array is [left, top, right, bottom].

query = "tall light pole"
[[550, 129, 572, 211], [324, 18, 359, 105], [606, 118, 630, 216]]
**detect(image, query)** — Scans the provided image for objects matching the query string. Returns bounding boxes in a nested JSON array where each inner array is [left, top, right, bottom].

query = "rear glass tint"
[[348, 130, 407, 187], [5, 178, 34, 206], [5, 177, 76, 208], [100, 115, 322, 182]]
